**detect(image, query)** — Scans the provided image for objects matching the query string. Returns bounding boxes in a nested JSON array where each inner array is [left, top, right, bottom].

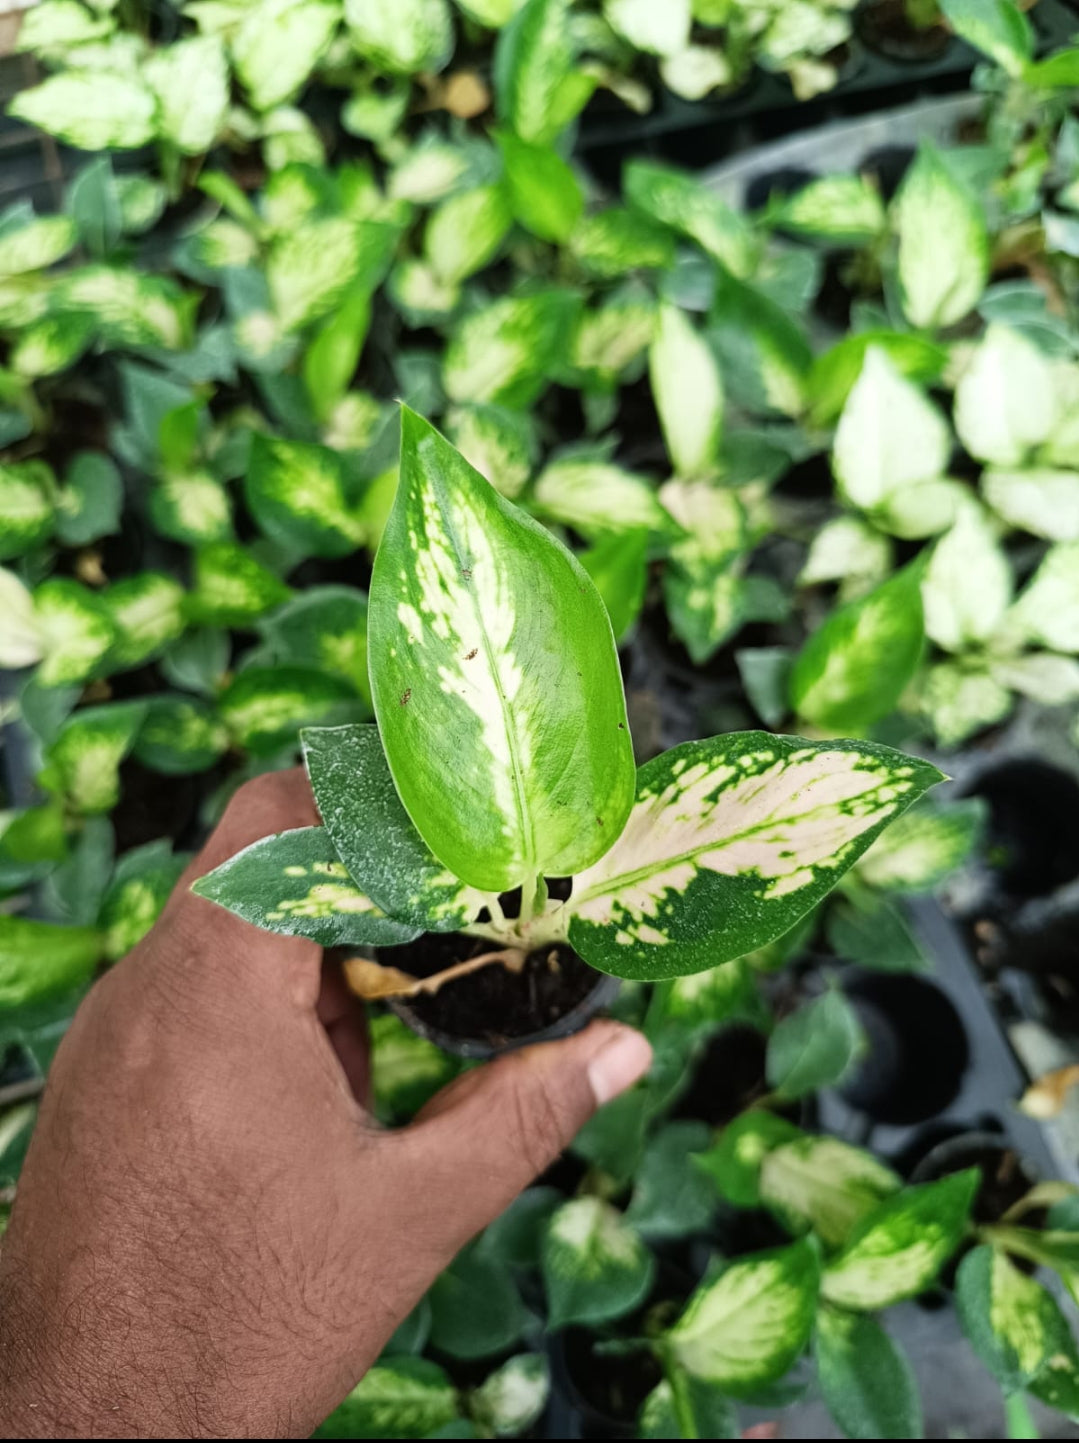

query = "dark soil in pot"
[[381, 932, 618, 1059], [959, 758, 1079, 898], [909, 1131, 1039, 1224], [857, 0, 952, 62]]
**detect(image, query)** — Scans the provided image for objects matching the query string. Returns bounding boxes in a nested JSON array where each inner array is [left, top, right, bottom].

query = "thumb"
[[399, 1021, 652, 1251]]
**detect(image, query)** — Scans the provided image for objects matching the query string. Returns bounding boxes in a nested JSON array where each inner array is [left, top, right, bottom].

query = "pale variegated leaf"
[[542, 1196, 654, 1329], [103, 572, 185, 670], [800, 517, 892, 590], [444, 404, 536, 499], [533, 459, 673, 538], [268, 217, 396, 332], [10, 313, 94, 377], [15, 0, 115, 55], [921, 661, 1013, 748], [760, 1138, 900, 1249], [832, 348, 951, 511], [9, 71, 157, 151], [218, 667, 358, 756], [875, 478, 967, 541], [570, 208, 675, 278], [808, 330, 948, 428], [1010, 542, 1079, 652], [259, 587, 371, 702], [816, 1307, 924, 1441], [146, 35, 229, 153], [603, 0, 690, 55], [0, 566, 44, 669], [775, 175, 886, 244], [346, 0, 453, 75], [234, 0, 338, 111], [315, 1358, 460, 1440], [189, 540, 292, 627], [895, 143, 989, 330], [388, 138, 471, 203], [443, 290, 579, 408], [0, 461, 55, 560], [922, 502, 1012, 653], [470, 1354, 549, 1438], [857, 799, 983, 892], [46, 701, 147, 814], [303, 723, 485, 932], [992, 652, 1079, 705], [957, 1246, 1078, 1400], [33, 579, 116, 687], [624, 159, 756, 276], [98, 840, 188, 962], [694, 1112, 803, 1209], [424, 185, 512, 284], [456, 0, 521, 23], [566, 732, 942, 981], [822, 1171, 979, 1311], [668, 1239, 819, 1393], [650, 303, 724, 479], [790, 561, 926, 733], [983, 467, 1079, 541], [388, 260, 459, 324], [571, 293, 656, 380], [0, 215, 76, 278], [955, 326, 1059, 466], [134, 695, 229, 777], [245, 434, 366, 558], [192, 826, 421, 948], [56, 266, 191, 349], [663, 557, 753, 666], [369, 411, 634, 893], [709, 272, 812, 419], [494, 0, 594, 146], [660, 45, 734, 102]]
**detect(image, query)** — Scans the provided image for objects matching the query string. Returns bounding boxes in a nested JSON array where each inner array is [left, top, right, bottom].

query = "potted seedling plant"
[[194, 409, 943, 1055]]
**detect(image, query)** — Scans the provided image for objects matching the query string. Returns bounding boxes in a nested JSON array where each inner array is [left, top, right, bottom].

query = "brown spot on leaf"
[[400, 689, 412, 706], [461, 567, 472, 581], [464, 648, 478, 660], [596, 817, 604, 827]]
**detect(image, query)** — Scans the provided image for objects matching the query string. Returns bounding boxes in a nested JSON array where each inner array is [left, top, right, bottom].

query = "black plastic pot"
[[959, 757, 1079, 900], [909, 1129, 1039, 1223]]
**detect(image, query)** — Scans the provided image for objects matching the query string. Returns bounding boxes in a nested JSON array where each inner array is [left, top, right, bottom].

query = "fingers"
[[317, 957, 372, 1108], [395, 1021, 652, 1252]]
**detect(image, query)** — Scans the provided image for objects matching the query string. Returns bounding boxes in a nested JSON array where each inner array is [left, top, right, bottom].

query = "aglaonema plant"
[[193, 407, 943, 1019]]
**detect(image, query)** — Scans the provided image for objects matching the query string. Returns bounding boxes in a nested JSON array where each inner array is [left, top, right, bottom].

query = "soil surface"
[[857, 0, 951, 62], [382, 933, 600, 1046]]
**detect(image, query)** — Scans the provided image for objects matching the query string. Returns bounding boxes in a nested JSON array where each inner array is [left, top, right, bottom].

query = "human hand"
[[0, 770, 652, 1439]]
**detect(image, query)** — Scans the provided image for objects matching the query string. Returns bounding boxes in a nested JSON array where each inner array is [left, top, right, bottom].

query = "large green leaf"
[[368, 410, 634, 894], [0, 915, 101, 1010], [567, 733, 942, 981], [542, 1196, 654, 1329], [146, 35, 229, 153], [789, 561, 926, 733], [55, 453, 123, 548], [816, 1306, 923, 1440], [760, 1137, 899, 1249], [650, 304, 724, 480], [10, 71, 157, 151], [922, 501, 1012, 653], [245, 434, 366, 558], [766, 992, 865, 1102], [192, 825, 421, 947], [895, 143, 989, 330], [302, 723, 485, 931], [494, 0, 594, 145], [346, 0, 453, 75], [667, 1239, 819, 1394], [315, 1358, 459, 1440], [822, 1171, 979, 1310]]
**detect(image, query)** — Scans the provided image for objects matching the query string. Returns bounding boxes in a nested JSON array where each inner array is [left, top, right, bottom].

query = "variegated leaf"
[[444, 404, 536, 499], [134, 695, 230, 777], [193, 825, 421, 948], [542, 1196, 654, 1329], [315, 1358, 460, 1440], [0, 461, 55, 560], [992, 652, 1079, 706], [822, 1171, 979, 1311], [302, 723, 485, 932], [809, 330, 948, 428], [760, 1138, 900, 1249], [442, 290, 579, 409], [955, 325, 1058, 466], [571, 292, 656, 381], [0, 567, 43, 669], [146, 35, 229, 154], [10, 312, 94, 377], [874, 478, 966, 541], [424, 185, 512, 285], [494, 0, 594, 146], [775, 175, 886, 244], [0, 914, 102, 1010], [471, 1354, 549, 1439], [98, 840, 188, 962], [1010, 542, 1079, 652], [604, 0, 689, 54], [790, 560, 926, 733], [695, 1112, 804, 1209], [566, 732, 942, 981], [800, 516, 892, 592], [368, 410, 634, 893], [832, 348, 951, 512], [921, 661, 1013, 748], [922, 502, 1012, 653], [189, 541, 293, 627], [346, 0, 453, 75], [624, 159, 756, 276], [218, 667, 358, 757], [0, 215, 76, 278], [245, 434, 366, 558], [660, 44, 734, 101], [258, 586, 371, 702], [45, 701, 147, 815], [649, 303, 724, 480], [856, 798, 984, 893], [533, 459, 674, 539], [234, 0, 338, 111], [710, 272, 812, 419], [940, 0, 1032, 76], [983, 467, 1079, 541], [9, 71, 157, 151], [268, 217, 397, 332], [668, 1238, 819, 1393], [895, 142, 989, 330], [55, 267, 192, 349], [33, 579, 116, 687], [570, 208, 675, 278]]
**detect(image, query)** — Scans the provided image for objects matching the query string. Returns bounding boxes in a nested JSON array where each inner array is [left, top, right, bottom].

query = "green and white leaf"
[[10, 313, 95, 378], [570, 208, 675, 278], [150, 471, 232, 546], [542, 1196, 654, 1329], [567, 732, 942, 981], [0, 914, 101, 1010], [425, 185, 512, 285], [571, 293, 656, 381], [800, 517, 892, 593], [668, 1238, 819, 1394], [346, 0, 453, 75], [15, 0, 116, 56], [443, 290, 579, 409], [0, 215, 77, 278], [218, 666, 358, 756], [775, 175, 886, 244], [98, 840, 188, 962], [983, 467, 1079, 541], [832, 348, 951, 512], [816, 1306, 924, 1440], [955, 326, 1059, 466], [939, 0, 1032, 77], [470, 1354, 550, 1439], [760, 1138, 899, 1249], [921, 661, 1013, 748], [234, 0, 338, 111], [302, 723, 485, 932], [193, 825, 421, 947], [922, 502, 1012, 653], [56, 266, 191, 349], [45, 701, 147, 814], [822, 1170, 979, 1311], [857, 798, 984, 892], [895, 143, 989, 330], [874, 478, 967, 541], [0, 567, 43, 669], [33, 579, 116, 687], [650, 303, 724, 480], [444, 404, 536, 500], [268, 217, 396, 333], [790, 561, 926, 733], [388, 259, 460, 324], [603, 0, 690, 55], [368, 410, 634, 894], [245, 434, 366, 558], [494, 0, 594, 146], [534, 459, 673, 539], [134, 695, 230, 777], [146, 35, 229, 153], [314, 1358, 460, 1441], [766, 991, 865, 1102], [1010, 542, 1079, 653], [259, 586, 371, 701], [660, 44, 734, 102], [638, 1371, 738, 1440], [103, 572, 186, 669], [9, 72, 157, 151], [991, 652, 1079, 706], [0, 461, 55, 560], [625, 159, 756, 277], [694, 1111, 802, 1210], [189, 541, 293, 627]]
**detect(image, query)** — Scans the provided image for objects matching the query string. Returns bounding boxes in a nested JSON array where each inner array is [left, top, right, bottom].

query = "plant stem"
[[1005, 1391, 1040, 1440], [662, 1353, 699, 1440]]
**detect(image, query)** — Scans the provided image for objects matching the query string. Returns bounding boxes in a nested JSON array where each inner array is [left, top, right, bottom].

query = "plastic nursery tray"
[[577, 0, 1079, 181]]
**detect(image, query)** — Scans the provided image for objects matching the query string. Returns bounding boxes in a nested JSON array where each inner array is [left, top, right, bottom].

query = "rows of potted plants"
[[2, 0, 1079, 1435]]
